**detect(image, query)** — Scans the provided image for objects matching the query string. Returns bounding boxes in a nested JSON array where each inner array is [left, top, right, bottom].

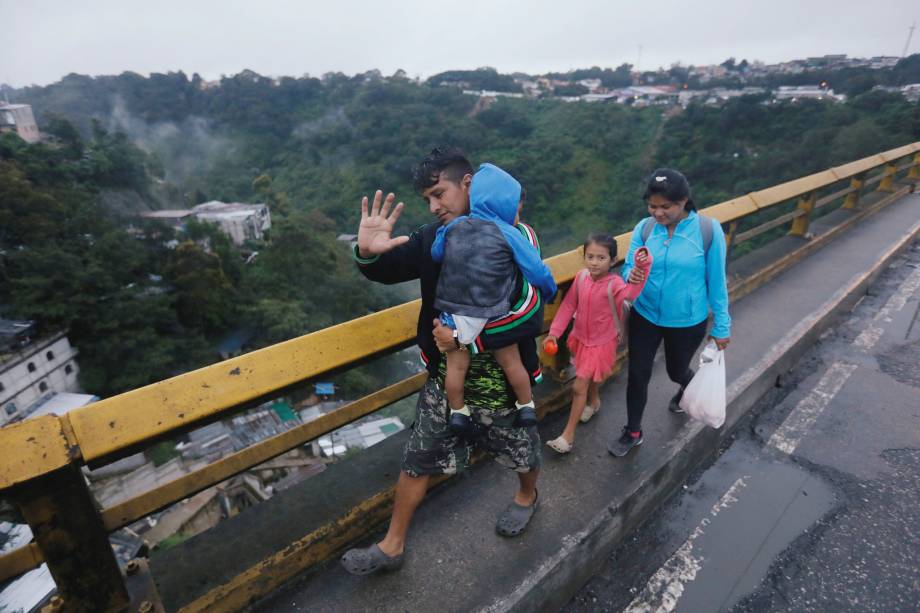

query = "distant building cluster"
[[451, 53, 916, 108], [139, 200, 272, 246]]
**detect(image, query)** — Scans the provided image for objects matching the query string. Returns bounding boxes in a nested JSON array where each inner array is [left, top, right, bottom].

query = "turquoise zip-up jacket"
[[620, 211, 732, 339]]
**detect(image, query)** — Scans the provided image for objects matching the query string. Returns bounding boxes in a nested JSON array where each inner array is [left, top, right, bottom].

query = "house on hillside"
[[191, 201, 271, 245], [137, 209, 194, 234], [138, 201, 271, 246], [0, 103, 40, 143], [0, 320, 83, 426]]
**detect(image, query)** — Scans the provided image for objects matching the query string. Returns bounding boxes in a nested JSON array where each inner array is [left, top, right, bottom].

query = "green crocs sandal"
[[341, 543, 404, 575]]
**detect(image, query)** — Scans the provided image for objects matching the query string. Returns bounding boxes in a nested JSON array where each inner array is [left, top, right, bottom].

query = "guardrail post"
[[842, 173, 865, 210], [908, 152, 920, 181], [725, 221, 739, 261], [788, 191, 816, 237], [876, 161, 899, 192], [14, 464, 129, 612]]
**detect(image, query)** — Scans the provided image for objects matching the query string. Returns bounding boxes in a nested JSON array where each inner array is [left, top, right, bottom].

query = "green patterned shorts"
[[401, 378, 542, 477]]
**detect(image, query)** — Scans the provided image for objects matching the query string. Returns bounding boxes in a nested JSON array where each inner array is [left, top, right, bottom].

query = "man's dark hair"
[[642, 168, 697, 211], [411, 146, 474, 193]]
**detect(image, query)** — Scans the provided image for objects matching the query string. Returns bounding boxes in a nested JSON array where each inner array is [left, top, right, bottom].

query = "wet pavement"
[[565, 242, 920, 613]]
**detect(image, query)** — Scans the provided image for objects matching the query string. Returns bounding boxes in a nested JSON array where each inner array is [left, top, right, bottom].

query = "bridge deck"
[[153, 189, 920, 612]]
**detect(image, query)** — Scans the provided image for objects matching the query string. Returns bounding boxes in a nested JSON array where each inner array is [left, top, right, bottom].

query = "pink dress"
[[549, 255, 652, 381]]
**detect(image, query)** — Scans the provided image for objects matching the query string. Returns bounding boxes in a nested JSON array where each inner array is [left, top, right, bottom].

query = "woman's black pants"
[[626, 310, 708, 432]]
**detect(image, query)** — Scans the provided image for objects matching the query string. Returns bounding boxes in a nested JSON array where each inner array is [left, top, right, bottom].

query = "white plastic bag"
[[679, 341, 726, 428]]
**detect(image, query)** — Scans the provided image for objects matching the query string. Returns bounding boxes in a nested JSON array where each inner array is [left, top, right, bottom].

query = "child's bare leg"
[[493, 345, 532, 404], [587, 377, 604, 410], [561, 376, 590, 443], [444, 348, 470, 413]]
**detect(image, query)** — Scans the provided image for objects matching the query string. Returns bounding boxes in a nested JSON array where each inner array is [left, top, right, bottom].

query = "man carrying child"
[[341, 148, 550, 575]]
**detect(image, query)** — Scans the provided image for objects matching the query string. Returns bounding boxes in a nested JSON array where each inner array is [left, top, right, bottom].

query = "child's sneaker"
[[608, 427, 643, 457], [448, 405, 477, 436], [515, 399, 538, 427]]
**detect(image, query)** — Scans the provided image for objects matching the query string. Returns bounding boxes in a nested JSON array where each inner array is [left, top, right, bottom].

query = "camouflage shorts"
[[401, 379, 542, 477]]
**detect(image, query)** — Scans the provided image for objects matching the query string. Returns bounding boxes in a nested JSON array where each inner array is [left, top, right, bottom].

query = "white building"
[[25, 391, 97, 421], [138, 201, 272, 246], [869, 56, 900, 69], [137, 209, 193, 229], [577, 78, 602, 92], [774, 86, 845, 102], [900, 83, 920, 103], [581, 92, 619, 103], [316, 416, 405, 457], [462, 89, 526, 99], [0, 523, 55, 612], [191, 201, 271, 245], [1, 323, 82, 426], [0, 103, 40, 143]]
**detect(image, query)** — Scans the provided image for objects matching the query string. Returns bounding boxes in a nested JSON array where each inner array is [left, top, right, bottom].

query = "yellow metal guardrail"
[[1, 142, 918, 611]]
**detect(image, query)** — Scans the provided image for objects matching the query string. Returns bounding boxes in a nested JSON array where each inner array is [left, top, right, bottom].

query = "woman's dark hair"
[[643, 168, 697, 211], [584, 232, 617, 264], [411, 146, 474, 193]]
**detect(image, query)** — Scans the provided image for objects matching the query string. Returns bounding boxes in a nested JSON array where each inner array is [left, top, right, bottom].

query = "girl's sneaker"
[[608, 427, 643, 457]]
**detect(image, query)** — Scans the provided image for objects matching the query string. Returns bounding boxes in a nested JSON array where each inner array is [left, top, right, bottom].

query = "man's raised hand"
[[357, 190, 409, 257]]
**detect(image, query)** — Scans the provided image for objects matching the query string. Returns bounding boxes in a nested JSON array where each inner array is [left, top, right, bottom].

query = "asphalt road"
[[564, 241, 920, 613]]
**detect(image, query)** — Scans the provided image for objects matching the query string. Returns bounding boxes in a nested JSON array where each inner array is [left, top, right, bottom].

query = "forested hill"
[[9, 69, 920, 243], [1, 69, 918, 398]]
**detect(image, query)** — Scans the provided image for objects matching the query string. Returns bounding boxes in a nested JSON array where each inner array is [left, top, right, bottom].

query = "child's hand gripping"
[[628, 247, 650, 284]]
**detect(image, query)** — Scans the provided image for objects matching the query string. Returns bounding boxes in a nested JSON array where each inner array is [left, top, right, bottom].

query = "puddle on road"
[[877, 339, 920, 388], [668, 442, 837, 613]]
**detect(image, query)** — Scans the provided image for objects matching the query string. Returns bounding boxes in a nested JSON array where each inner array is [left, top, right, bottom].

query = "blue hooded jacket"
[[431, 163, 557, 318], [621, 212, 731, 338]]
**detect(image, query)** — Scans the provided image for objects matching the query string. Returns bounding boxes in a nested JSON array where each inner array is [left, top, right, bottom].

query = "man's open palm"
[[357, 190, 410, 256]]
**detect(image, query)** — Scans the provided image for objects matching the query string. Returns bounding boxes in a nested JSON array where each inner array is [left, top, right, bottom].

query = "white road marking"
[[768, 362, 857, 455], [853, 325, 885, 351], [770, 260, 920, 455], [622, 477, 750, 613], [853, 265, 920, 350]]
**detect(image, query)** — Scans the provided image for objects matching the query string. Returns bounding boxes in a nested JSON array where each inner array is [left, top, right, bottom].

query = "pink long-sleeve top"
[[549, 252, 653, 347]]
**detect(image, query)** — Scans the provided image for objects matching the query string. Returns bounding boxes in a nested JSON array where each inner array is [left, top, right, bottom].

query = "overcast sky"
[[4, 0, 919, 87]]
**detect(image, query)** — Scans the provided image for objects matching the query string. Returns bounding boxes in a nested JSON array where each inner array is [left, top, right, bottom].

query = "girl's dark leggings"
[[626, 310, 708, 432]]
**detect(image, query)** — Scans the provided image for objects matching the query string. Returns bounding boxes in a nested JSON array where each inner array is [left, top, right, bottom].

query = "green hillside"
[[2, 68, 918, 397]]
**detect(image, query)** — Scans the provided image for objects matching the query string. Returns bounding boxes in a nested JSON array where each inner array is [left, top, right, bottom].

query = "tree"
[[553, 83, 589, 97], [164, 241, 236, 333]]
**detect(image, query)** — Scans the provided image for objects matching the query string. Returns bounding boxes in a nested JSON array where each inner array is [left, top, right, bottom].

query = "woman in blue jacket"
[[609, 169, 732, 457]]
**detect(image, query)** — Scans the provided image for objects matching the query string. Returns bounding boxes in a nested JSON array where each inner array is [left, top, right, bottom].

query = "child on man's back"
[[431, 163, 557, 435]]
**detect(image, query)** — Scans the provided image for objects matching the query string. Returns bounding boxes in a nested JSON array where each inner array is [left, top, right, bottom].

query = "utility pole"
[[637, 45, 643, 73], [903, 21, 916, 58]]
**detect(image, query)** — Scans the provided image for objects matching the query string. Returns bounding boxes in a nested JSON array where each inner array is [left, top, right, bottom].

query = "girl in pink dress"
[[544, 234, 651, 453]]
